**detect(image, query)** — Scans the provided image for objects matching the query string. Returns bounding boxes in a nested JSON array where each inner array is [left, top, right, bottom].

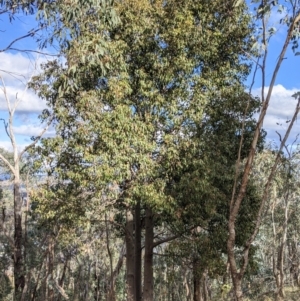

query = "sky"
[[0, 12, 57, 151], [0, 2, 300, 153]]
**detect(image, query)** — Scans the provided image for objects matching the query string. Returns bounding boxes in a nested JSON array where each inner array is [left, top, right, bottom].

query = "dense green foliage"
[[1, 0, 300, 301]]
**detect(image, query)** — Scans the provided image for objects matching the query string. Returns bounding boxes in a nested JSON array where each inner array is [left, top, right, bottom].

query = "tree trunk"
[[183, 269, 191, 301], [202, 271, 209, 301], [231, 273, 243, 301], [126, 209, 135, 301], [193, 259, 202, 301], [135, 201, 142, 301], [105, 213, 115, 301], [274, 194, 289, 301], [143, 207, 154, 301], [14, 174, 25, 300], [274, 245, 285, 301], [57, 256, 69, 301], [289, 239, 299, 286], [94, 261, 100, 301], [48, 235, 55, 301]]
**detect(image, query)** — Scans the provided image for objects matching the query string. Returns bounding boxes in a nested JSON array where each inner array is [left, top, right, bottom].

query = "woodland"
[[1, 0, 300, 301]]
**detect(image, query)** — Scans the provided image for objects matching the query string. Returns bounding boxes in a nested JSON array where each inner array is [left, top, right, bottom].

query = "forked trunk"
[[231, 274, 243, 301]]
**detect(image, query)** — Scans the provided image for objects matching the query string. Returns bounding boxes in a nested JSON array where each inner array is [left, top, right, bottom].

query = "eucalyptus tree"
[[30, 0, 256, 300], [163, 89, 266, 301], [227, 0, 300, 295], [249, 148, 300, 300], [0, 0, 119, 299]]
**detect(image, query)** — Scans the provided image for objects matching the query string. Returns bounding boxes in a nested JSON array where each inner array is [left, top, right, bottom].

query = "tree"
[[0, 0, 120, 298], [227, 0, 300, 298], [30, 1, 255, 301], [0, 68, 53, 299]]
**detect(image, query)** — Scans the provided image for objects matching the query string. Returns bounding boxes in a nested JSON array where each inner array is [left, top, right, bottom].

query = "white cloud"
[[0, 140, 28, 152], [0, 52, 56, 152], [0, 52, 39, 83], [12, 124, 55, 138], [0, 87, 46, 112], [253, 84, 300, 144], [0, 52, 50, 113]]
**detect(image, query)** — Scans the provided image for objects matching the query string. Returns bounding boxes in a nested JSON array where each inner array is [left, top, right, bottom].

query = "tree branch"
[[241, 97, 300, 275], [0, 153, 15, 174], [19, 116, 54, 160], [0, 118, 11, 139], [0, 27, 42, 53], [152, 233, 181, 248], [8, 48, 59, 57]]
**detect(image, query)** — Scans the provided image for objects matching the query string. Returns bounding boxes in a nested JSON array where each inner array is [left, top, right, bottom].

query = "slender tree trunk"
[[20, 272, 30, 301], [183, 269, 191, 301], [274, 245, 285, 301], [227, 10, 300, 301], [126, 208, 135, 301], [105, 213, 115, 301], [275, 196, 289, 300], [193, 259, 202, 301], [14, 172, 25, 300], [57, 256, 69, 301], [202, 271, 209, 301], [48, 235, 55, 301], [230, 272, 243, 301], [143, 207, 154, 301], [135, 200, 142, 301], [94, 260, 100, 301], [73, 264, 81, 301], [30, 255, 46, 301], [289, 239, 299, 286], [227, 222, 244, 301]]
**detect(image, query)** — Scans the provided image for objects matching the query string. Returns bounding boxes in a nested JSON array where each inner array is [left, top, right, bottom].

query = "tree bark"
[[14, 174, 25, 300], [202, 271, 209, 301], [105, 213, 115, 301], [193, 259, 202, 301], [289, 239, 299, 286], [135, 200, 142, 301], [48, 235, 55, 301], [231, 275, 243, 301], [93, 261, 100, 301], [274, 245, 285, 301], [126, 209, 135, 301], [143, 207, 154, 301]]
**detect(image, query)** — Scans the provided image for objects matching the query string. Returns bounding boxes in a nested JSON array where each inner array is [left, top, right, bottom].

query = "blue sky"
[[0, 12, 56, 150], [0, 2, 300, 151]]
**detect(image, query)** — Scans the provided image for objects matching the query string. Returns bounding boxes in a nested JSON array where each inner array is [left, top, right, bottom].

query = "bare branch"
[[0, 74, 12, 113], [152, 233, 181, 248], [0, 153, 15, 174], [241, 97, 300, 275], [0, 69, 27, 81], [8, 48, 59, 57], [0, 27, 42, 53], [230, 59, 260, 208], [0, 118, 11, 139], [13, 54, 42, 113], [19, 116, 54, 160], [230, 10, 300, 226]]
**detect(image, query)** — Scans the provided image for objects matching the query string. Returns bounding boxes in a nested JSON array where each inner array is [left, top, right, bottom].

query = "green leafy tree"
[[30, 1, 256, 301]]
